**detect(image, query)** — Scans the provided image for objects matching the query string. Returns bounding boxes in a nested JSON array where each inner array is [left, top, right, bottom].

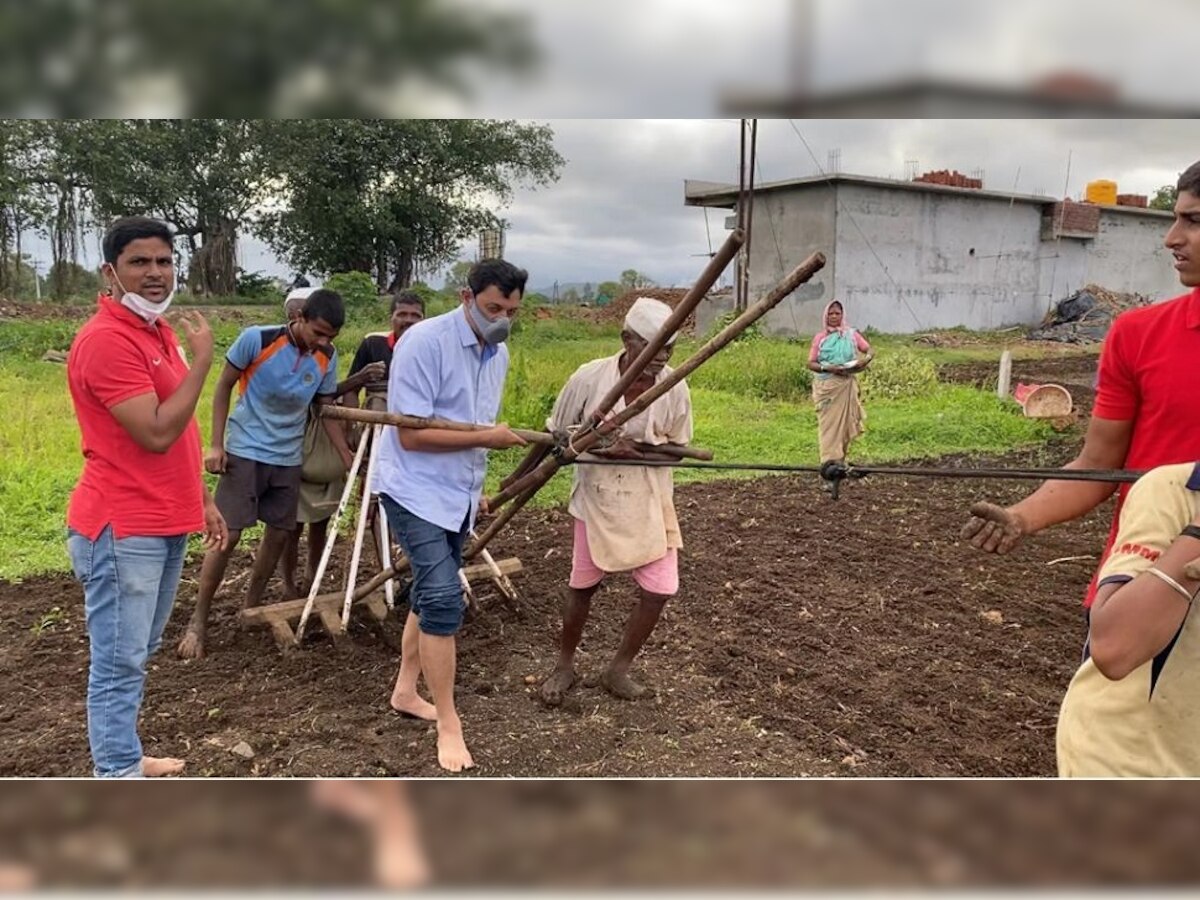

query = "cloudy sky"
[[240, 118, 1194, 291], [36, 118, 1200, 294], [23, 0, 1200, 292], [461, 0, 1200, 115]]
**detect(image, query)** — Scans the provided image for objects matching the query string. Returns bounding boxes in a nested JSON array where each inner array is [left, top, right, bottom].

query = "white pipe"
[[295, 425, 370, 643], [342, 424, 384, 627]]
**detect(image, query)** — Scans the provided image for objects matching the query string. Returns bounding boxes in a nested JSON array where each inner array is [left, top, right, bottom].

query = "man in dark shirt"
[[343, 290, 426, 412]]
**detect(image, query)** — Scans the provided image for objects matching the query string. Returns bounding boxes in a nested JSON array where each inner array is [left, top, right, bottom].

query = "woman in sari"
[[808, 300, 873, 465]]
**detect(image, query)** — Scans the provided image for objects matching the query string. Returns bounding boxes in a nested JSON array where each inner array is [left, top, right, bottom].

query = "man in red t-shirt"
[[66, 216, 227, 778], [964, 160, 1200, 607]]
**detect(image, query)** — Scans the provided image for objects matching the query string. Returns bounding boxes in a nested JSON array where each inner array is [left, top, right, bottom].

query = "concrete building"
[[684, 173, 1178, 336]]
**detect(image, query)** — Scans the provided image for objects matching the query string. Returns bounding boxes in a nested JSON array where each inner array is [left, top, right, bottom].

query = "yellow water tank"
[[1085, 179, 1118, 205]]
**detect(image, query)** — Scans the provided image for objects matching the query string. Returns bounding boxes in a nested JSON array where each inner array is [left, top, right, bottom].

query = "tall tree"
[[20, 121, 94, 299], [597, 280, 621, 303], [1150, 184, 1178, 212], [0, 121, 47, 295], [442, 260, 473, 294], [79, 120, 270, 295], [619, 269, 655, 290], [259, 120, 563, 290]]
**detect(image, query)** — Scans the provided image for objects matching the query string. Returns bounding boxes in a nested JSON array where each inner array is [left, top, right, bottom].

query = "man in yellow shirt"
[[1056, 462, 1200, 776]]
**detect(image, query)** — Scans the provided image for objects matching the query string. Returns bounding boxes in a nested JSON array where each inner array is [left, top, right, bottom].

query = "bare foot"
[[390, 691, 438, 721], [0, 863, 35, 891], [599, 668, 651, 700], [176, 628, 205, 659], [310, 783, 431, 888], [539, 665, 576, 707], [375, 808, 432, 888], [142, 755, 186, 777], [436, 722, 475, 773]]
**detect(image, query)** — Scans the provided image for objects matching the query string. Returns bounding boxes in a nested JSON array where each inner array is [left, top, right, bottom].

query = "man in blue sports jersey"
[[177, 289, 352, 659]]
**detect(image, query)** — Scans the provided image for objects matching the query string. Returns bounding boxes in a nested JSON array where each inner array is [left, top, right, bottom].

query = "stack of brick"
[[914, 169, 983, 189], [1045, 200, 1101, 234], [1116, 194, 1148, 208]]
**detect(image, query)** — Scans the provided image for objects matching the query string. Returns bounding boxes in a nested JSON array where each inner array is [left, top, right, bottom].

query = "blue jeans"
[[379, 496, 469, 636], [67, 526, 188, 778]]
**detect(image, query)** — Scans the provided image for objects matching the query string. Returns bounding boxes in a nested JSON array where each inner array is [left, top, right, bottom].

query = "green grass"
[[0, 308, 1053, 580]]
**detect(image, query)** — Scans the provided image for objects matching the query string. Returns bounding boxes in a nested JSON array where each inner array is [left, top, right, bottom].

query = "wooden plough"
[[238, 227, 827, 652]]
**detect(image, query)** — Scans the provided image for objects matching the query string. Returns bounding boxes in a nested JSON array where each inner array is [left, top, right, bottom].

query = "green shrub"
[[234, 269, 278, 303], [704, 310, 764, 344], [407, 281, 458, 317], [687, 339, 811, 401], [859, 348, 938, 401], [323, 271, 379, 311]]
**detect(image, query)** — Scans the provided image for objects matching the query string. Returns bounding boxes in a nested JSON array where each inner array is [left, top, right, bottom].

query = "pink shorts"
[[569, 517, 679, 595]]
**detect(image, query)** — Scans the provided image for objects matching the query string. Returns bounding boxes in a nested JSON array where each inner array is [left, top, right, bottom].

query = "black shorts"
[[214, 452, 303, 532]]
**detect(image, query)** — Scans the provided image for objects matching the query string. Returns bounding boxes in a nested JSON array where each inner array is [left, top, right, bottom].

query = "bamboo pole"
[[377, 498, 395, 609], [469, 253, 825, 561], [485, 252, 826, 511], [589, 227, 744, 420], [634, 443, 713, 462], [342, 424, 384, 628], [465, 482, 544, 561], [295, 425, 371, 643], [319, 405, 552, 446]]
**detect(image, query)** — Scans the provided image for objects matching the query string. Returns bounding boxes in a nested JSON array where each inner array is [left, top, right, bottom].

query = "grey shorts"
[[214, 452, 303, 532]]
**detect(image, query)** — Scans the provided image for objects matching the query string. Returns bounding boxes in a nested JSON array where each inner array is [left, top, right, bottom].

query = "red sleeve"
[[1093, 315, 1138, 421], [854, 330, 871, 353], [77, 332, 157, 409]]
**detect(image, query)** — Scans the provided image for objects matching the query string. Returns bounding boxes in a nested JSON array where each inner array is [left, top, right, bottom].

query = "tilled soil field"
[[0, 447, 1107, 777]]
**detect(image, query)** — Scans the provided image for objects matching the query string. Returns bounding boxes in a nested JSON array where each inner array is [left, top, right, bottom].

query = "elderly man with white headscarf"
[[540, 297, 694, 706]]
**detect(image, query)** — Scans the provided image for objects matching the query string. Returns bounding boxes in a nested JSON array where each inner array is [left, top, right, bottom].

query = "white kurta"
[[547, 353, 693, 571]]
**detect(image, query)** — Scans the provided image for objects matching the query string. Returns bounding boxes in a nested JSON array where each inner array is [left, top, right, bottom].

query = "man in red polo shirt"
[[964, 160, 1200, 608], [66, 216, 227, 778]]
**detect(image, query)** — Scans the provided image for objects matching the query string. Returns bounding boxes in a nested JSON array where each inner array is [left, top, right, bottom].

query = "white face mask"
[[109, 267, 176, 323]]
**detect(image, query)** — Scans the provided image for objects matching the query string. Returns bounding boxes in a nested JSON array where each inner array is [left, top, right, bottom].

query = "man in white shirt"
[[540, 298, 693, 705]]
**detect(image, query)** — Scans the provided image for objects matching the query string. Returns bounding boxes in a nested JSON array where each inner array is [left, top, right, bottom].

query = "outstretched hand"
[[961, 502, 1028, 554]]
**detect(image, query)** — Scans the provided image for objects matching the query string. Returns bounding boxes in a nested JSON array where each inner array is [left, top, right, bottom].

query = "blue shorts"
[[380, 495, 469, 636]]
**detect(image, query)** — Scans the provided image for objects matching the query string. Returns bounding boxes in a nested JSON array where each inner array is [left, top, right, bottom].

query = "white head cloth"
[[624, 297, 676, 344], [283, 286, 317, 312]]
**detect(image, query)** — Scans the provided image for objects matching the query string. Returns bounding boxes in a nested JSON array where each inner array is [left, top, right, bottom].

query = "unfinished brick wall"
[[1045, 200, 1100, 234], [913, 169, 983, 189]]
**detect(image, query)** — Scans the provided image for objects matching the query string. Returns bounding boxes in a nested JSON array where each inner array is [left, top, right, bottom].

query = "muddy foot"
[[176, 628, 205, 660], [436, 724, 475, 773], [142, 755, 186, 777], [598, 669, 651, 700], [539, 666, 577, 707], [390, 692, 438, 721]]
